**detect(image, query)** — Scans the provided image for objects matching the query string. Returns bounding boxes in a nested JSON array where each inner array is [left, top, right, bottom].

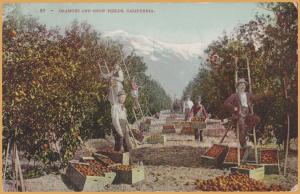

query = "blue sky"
[[8, 3, 271, 44]]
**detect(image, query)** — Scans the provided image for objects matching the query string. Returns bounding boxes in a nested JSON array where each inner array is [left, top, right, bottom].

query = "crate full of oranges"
[[230, 164, 265, 180], [223, 146, 250, 167], [191, 117, 206, 129], [201, 144, 229, 167], [110, 164, 145, 185], [66, 161, 116, 191], [162, 125, 176, 133], [146, 134, 166, 144], [258, 148, 280, 174]]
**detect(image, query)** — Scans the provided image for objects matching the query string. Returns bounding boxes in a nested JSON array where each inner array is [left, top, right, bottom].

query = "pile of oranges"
[[110, 164, 133, 172], [195, 173, 285, 191], [94, 155, 115, 166], [73, 163, 103, 176], [86, 159, 111, 173]]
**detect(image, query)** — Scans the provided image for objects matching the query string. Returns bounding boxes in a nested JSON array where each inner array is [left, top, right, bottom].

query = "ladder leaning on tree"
[[97, 60, 138, 147], [234, 56, 258, 166], [117, 47, 146, 123]]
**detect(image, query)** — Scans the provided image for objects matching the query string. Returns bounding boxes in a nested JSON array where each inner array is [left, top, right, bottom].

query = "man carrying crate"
[[189, 96, 208, 142]]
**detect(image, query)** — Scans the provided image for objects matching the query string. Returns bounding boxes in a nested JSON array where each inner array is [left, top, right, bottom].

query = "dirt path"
[[3, 112, 298, 192]]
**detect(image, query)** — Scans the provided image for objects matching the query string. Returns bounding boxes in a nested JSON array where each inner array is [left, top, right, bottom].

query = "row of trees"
[[3, 6, 171, 167], [183, 3, 297, 145]]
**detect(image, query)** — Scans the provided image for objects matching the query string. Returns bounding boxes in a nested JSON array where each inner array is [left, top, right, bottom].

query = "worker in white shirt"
[[101, 63, 124, 105], [182, 95, 194, 121], [111, 90, 132, 152]]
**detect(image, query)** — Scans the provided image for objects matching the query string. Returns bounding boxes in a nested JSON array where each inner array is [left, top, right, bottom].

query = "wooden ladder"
[[3, 138, 25, 192], [118, 47, 146, 124], [234, 56, 258, 166], [98, 59, 138, 146]]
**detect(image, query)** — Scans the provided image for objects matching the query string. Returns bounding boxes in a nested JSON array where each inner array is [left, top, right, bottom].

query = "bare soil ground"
[[3, 114, 298, 192]]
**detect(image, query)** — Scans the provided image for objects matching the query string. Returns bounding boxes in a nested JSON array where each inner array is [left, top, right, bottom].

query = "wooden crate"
[[112, 165, 145, 184], [163, 124, 175, 130], [230, 164, 265, 180], [181, 121, 191, 128], [166, 117, 176, 123], [79, 156, 94, 162], [223, 146, 250, 168], [200, 144, 229, 167], [191, 121, 206, 129], [96, 151, 130, 165], [162, 128, 176, 134], [259, 148, 280, 174], [162, 125, 176, 134], [171, 121, 181, 128], [66, 162, 116, 191], [92, 153, 115, 166], [180, 126, 194, 135], [146, 134, 166, 144]]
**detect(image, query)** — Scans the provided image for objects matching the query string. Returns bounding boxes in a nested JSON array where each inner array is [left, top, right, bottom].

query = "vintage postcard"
[[2, 2, 298, 192]]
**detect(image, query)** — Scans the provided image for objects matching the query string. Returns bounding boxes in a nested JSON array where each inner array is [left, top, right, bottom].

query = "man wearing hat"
[[111, 90, 132, 152], [182, 95, 194, 121], [224, 78, 261, 147]]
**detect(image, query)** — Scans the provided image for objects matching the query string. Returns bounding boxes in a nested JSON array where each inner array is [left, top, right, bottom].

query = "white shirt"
[[108, 69, 124, 105], [183, 100, 194, 110], [240, 92, 248, 107], [111, 103, 127, 136], [112, 69, 124, 83]]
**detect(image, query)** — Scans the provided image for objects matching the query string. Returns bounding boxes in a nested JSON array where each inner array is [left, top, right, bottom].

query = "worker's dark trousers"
[[195, 128, 203, 141], [238, 107, 260, 147], [113, 119, 132, 152]]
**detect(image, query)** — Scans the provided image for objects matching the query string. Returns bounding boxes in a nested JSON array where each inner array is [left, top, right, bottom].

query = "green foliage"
[[3, 9, 171, 169], [183, 2, 297, 144]]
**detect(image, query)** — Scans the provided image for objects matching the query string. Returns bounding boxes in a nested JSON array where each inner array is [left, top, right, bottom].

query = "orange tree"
[[3, 10, 172, 168], [183, 2, 297, 145], [2, 11, 121, 166]]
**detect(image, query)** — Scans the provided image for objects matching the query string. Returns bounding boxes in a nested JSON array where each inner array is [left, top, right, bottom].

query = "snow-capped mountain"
[[102, 30, 206, 98]]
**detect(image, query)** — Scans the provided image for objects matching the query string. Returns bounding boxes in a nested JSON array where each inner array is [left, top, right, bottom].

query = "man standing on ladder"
[[223, 78, 261, 147], [101, 63, 124, 105]]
